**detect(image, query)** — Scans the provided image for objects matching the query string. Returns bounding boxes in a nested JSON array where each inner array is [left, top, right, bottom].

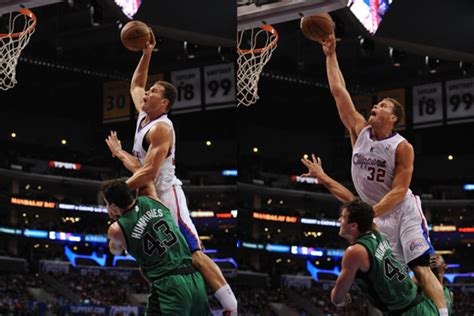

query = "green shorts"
[[402, 296, 439, 316], [146, 271, 211, 316]]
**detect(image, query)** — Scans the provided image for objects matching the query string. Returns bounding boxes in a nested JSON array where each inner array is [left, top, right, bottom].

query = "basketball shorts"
[[374, 194, 435, 265], [146, 271, 211, 316], [402, 296, 438, 316], [158, 185, 201, 252]]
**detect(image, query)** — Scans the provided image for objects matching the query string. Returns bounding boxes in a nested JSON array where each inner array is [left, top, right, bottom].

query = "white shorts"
[[158, 185, 201, 252], [373, 194, 434, 265]]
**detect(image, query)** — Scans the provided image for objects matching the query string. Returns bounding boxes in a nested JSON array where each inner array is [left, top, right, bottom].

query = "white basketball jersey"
[[132, 112, 182, 193], [351, 126, 412, 206]]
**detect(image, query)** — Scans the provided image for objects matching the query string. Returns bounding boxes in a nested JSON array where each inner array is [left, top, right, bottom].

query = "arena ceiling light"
[[358, 36, 374, 57], [460, 61, 472, 76], [89, 0, 103, 27], [388, 47, 404, 67], [218, 46, 236, 63], [425, 56, 440, 74], [184, 41, 199, 59], [332, 14, 344, 42]]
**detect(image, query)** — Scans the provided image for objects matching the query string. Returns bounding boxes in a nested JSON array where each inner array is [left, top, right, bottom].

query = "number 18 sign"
[[170, 68, 202, 110], [446, 77, 474, 124], [412, 82, 443, 128]]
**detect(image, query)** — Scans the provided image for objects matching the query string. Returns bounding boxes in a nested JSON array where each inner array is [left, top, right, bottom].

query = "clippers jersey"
[[351, 126, 412, 206], [133, 112, 182, 193]]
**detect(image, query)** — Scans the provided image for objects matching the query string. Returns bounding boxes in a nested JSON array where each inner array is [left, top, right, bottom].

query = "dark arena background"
[[0, 0, 474, 315]]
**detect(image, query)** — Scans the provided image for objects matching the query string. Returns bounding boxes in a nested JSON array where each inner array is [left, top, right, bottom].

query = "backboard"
[[0, 0, 62, 14], [238, 0, 349, 31]]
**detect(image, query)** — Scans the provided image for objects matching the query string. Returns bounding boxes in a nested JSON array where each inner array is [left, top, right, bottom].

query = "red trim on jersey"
[[412, 194, 429, 237], [172, 186, 200, 246]]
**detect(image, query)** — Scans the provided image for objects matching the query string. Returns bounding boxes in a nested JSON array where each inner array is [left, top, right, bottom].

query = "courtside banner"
[[103, 80, 131, 123]]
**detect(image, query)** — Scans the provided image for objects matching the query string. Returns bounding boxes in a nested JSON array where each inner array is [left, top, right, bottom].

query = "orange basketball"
[[300, 13, 334, 43], [120, 20, 151, 52]]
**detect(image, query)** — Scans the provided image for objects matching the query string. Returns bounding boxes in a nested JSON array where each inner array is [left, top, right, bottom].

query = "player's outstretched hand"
[[143, 27, 156, 54], [322, 34, 336, 56], [105, 131, 122, 157], [301, 154, 326, 179]]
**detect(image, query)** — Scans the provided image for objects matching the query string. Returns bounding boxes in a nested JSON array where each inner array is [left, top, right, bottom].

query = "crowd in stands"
[[0, 272, 49, 315], [3, 265, 474, 315], [48, 271, 128, 306]]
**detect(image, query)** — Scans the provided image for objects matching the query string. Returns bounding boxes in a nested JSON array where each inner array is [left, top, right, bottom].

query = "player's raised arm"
[[105, 131, 142, 173], [130, 29, 156, 113], [322, 34, 367, 143], [301, 154, 355, 203]]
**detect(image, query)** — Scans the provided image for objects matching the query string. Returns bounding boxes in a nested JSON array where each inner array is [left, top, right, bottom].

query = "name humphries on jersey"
[[131, 208, 164, 239], [374, 237, 391, 261], [352, 153, 387, 169]]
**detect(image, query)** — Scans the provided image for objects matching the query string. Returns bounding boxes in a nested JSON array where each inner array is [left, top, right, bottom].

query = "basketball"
[[120, 20, 152, 52], [300, 13, 334, 43]]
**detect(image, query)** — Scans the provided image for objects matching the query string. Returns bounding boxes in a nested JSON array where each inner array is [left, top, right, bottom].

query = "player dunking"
[[105, 31, 237, 315], [319, 33, 446, 314], [102, 179, 211, 315]]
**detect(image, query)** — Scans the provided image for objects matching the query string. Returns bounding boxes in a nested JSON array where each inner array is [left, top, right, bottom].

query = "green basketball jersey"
[[355, 229, 418, 312], [444, 286, 453, 315], [117, 196, 192, 280]]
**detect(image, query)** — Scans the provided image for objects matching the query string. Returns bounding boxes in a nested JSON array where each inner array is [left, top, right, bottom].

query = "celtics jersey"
[[355, 229, 417, 312], [444, 286, 453, 315], [117, 196, 192, 280]]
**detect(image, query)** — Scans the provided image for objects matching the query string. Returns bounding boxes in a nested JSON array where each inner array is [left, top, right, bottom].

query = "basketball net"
[[237, 25, 278, 107], [0, 8, 36, 91]]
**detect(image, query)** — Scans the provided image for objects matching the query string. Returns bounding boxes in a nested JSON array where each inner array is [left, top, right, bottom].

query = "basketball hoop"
[[0, 8, 37, 91], [237, 24, 278, 107]]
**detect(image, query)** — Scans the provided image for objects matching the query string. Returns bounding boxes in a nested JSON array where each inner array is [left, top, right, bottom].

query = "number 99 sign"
[[446, 78, 474, 122], [204, 63, 236, 105]]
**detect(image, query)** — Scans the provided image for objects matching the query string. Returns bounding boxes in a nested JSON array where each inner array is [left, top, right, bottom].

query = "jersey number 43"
[[143, 220, 178, 256]]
